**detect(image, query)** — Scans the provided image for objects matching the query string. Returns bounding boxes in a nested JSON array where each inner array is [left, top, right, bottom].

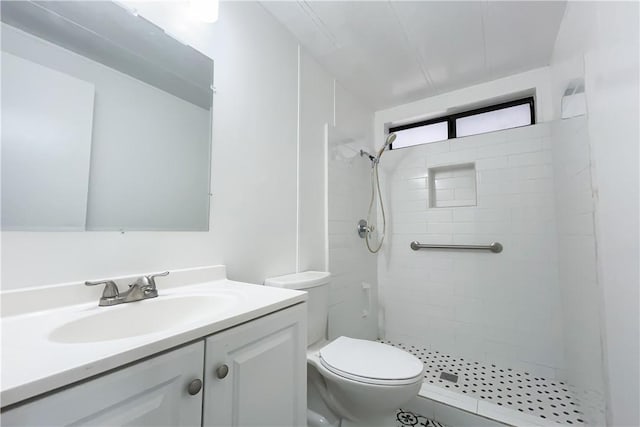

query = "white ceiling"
[[261, 1, 567, 110]]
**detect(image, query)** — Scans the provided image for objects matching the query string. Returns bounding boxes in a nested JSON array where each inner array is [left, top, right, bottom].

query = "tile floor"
[[396, 409, 446, 427], [382, 340, 596, 425]]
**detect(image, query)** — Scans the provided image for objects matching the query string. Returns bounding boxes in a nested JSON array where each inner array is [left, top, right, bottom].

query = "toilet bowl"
[[308, 336, 424, 426], [265, 271, 425, 427]]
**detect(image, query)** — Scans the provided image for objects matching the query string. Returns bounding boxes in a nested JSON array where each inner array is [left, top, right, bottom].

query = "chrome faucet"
[[85, 271, 169, 306]]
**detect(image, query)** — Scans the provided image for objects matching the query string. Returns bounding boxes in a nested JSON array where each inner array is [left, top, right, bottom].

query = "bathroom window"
[[389, 120, 448, 149], [389, 97, 535, 150]]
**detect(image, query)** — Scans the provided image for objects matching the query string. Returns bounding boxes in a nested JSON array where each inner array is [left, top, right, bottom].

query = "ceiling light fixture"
[[189, 0, 219, 23]]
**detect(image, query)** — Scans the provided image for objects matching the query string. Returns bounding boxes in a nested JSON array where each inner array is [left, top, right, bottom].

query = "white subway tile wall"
[[378, 123, 566, 380]]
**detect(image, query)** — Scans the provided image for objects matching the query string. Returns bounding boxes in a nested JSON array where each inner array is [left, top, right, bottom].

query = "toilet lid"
[[319, 337, 424, 384]]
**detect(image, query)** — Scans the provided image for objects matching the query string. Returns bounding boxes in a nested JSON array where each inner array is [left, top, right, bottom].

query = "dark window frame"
[[389, 96, 535, 149]]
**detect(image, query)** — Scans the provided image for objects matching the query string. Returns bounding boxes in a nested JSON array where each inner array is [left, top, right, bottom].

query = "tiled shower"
[[379, 123, 563, 375], [374, 118, 605, 425]]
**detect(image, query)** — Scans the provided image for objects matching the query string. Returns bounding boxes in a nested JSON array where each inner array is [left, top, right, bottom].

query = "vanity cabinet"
[[204, 304, 307, 426], [2, 304, 306, 427], [2, 342, 205, 426]]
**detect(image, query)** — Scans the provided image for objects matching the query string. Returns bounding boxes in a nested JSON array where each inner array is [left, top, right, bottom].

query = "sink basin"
[[49, 295, 236, 343]]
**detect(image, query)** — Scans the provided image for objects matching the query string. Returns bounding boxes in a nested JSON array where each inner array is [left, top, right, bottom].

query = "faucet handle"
[[146, 271, 169, 288], [85, 280, 120, 299]]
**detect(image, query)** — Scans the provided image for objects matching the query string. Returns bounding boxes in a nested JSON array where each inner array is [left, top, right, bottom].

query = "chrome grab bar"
[[410, 241, 503, 253]]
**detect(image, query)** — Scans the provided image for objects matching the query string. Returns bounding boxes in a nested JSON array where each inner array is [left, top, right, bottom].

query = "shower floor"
[[381, 340, 590, 426]]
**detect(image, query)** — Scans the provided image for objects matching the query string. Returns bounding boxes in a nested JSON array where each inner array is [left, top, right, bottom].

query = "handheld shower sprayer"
[[378, 132, 397, 157], [358, 132, 396, 253]]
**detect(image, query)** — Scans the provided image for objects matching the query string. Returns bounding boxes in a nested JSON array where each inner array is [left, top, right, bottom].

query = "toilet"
[[265, 271, 424, 427]]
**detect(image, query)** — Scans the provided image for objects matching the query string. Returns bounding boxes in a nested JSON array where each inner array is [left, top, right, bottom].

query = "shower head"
[[361, 133, 398, 166], [384, 132, 397, 148], [377, 132, 397, 159]]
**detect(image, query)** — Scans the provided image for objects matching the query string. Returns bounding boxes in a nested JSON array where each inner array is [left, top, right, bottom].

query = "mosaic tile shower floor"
[[381, 340, 596, 425], [396, 409, 446, 427]]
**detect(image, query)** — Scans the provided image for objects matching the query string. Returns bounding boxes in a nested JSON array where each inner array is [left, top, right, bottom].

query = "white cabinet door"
[[203, 304, 307, 427], [2, 342, 204, 426]]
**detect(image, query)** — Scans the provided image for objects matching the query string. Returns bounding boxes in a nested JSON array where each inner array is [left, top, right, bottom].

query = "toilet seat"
[[318, 337, 424, 386]]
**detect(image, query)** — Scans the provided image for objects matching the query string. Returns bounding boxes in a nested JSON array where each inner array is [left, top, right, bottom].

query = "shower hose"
[[365, 161, 386, 253]]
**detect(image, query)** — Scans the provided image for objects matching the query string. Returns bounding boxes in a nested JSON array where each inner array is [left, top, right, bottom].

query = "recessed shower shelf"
[[428, 163, 477, 208], [380, 340, 600, 427]]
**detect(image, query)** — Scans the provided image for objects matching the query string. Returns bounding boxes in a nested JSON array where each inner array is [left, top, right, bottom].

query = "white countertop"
[[0, 266, 306, 408]]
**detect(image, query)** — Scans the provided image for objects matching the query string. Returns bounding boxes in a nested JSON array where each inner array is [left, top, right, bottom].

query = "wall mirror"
[[1, 1, 214, 231]]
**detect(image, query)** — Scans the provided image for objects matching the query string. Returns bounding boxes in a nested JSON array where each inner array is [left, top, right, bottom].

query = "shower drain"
[[380, 340, 600, 425]]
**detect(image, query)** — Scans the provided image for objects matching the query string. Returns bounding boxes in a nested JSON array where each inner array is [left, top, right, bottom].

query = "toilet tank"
[[264, 271, 330, 347]]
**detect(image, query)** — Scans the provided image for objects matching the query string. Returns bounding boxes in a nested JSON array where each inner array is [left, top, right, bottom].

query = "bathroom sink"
[[49, 295, 236, 343]]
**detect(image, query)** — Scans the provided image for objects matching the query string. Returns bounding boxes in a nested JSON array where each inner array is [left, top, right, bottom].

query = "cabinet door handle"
[[187, 379, 202, 395], [216, 364, 229, 379]]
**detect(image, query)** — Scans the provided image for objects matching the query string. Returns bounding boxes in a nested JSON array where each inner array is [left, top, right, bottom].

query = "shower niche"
[[428, 163, 477, 208]]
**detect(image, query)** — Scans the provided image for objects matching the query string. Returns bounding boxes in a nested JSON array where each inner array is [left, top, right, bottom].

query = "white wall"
[[551, 3, 640, 426], [298, 49, 332, 272], [378, 123, 565, 379], [1, 2, 297, 289]]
